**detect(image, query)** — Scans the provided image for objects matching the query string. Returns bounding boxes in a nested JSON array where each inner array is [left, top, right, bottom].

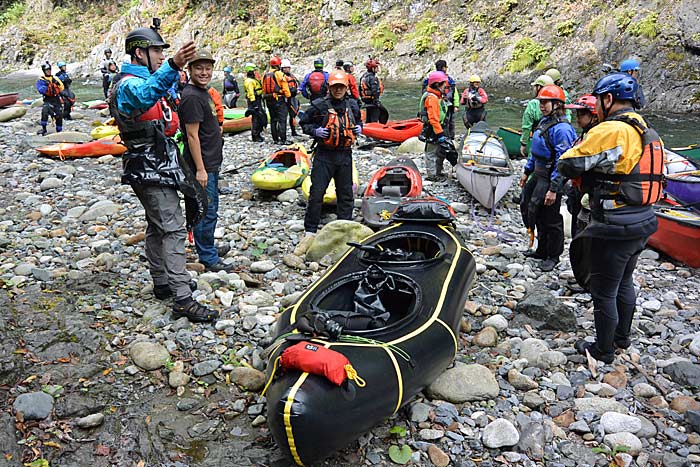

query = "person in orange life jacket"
[[419, 71, 458, 182], [55, 61, 75, 120], [343, 61, 360, 103], [299, 69, 362, 234], [518, 85, 576, 272], [460, 75, 488, 129], [263, 56, 292, 144], [360, 58, 383, 123], [563, 94, 599, 237], [207, 85, 224, 128], [300, 58, 329, 102], [110, 21, 217, 323], [559, 73, 662, 364], [281, 58, 301, 137], [421, 60, 458, 138], [35, 62, 64, 136], [181, 50, 231, 273], [222, 66, 240, 108]]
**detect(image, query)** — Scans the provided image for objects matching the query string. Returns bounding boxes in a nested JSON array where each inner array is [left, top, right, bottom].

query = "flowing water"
[[2, 74, 698, 147]]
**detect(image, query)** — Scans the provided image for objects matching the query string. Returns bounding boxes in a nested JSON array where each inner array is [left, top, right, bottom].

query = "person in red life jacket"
[[559, 73, 662, 364], [360, 57, 384, 123], [181, 50, 232, 273], [299, 69, 362, 237], [460, 74, 488, 129], [110, 19, 217, 323], [419, 71, 458, 182], [55, 61, 75, 120], [281, 58, 301, 137], [35, 62, 64, 136], [343, 61, 360, 104], [263, 56, 292, 144], [518, 85, 576, 272], [300, 58, 329, 102], [563, 94, 599, 236]]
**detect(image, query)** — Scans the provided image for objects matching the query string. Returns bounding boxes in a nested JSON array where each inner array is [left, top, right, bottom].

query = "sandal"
[[172, 298, 219, 323]]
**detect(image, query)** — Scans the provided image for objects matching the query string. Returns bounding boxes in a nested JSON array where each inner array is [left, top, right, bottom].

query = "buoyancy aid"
[[533, 116, 572, 167], [418, 90, 446, 142], [583, 115, 664, 213], [285, 73, 299, 96], [40, 77, 63, 97], [360, 72, 383, 102], [262, 70, 282, 97], [318, 99, 357, 149], [307, 71, 328, 99]]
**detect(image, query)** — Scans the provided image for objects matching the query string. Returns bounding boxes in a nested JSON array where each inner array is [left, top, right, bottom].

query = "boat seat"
[[381, 186, 403, 197]]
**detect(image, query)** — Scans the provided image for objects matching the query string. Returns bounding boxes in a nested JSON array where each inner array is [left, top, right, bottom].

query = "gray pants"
[[424, 142, 445, 176], [131, 184, 192, 300]]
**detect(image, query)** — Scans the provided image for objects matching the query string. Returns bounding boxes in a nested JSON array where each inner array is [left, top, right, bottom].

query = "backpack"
[[307, 71, 328, 98]]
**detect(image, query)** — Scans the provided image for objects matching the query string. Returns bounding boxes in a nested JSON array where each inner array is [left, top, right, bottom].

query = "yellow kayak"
[[302, 158, 359, 205], [91, 125, 119, 140], [251, 143, 311, 191]]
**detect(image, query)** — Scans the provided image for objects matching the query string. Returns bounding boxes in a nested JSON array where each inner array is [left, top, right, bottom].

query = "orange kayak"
[[361, 118, 423, 143], [223, 116, 252, 133], [36, 136, 127, 159]]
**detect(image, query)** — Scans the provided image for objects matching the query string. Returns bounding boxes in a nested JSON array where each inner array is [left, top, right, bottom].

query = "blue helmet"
[[593, 72, 638, 101], [223, 66, 232, 73], [57, 61, 66, 68], [619, 59, 640, 72]]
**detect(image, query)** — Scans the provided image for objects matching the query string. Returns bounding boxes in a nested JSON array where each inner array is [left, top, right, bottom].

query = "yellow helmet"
[[469, 74, 481, 83]]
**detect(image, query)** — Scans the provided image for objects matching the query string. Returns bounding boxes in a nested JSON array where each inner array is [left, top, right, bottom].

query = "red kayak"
[[36, 136, 126, 159], [223, 116, 252, 133], [0, 93, 19, 108], [361, 118, 423, 143], [361, 156, 423, 228], [647, 196, 700, 268]]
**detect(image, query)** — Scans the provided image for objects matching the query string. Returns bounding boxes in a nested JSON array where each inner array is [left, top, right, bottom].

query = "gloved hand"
[[352, 125, 362, 136], [314, 127, 330, 139], [437, 135, 447, 143]]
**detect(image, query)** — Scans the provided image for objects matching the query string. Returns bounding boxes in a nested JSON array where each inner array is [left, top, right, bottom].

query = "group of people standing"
[[34, 61, 75, 135]]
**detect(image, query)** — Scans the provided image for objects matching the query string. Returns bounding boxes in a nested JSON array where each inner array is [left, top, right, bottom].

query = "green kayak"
[[497, 127, 530, 158], [670, 144, 700, 165], [223, 108, 247, 120]]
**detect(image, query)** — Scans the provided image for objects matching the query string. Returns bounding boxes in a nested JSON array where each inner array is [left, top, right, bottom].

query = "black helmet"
[[335, 59, 344, 68], [125, 27, 170, 55], [41, 62, 51, 71], [313, 57, 324, 69], [105, 48, 112, 55]]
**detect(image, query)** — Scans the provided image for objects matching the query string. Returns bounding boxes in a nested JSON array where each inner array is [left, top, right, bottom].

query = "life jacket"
[[262, 69, 282, 97], [208, 87, 224, 125], [532, 115, 572, 166], [318, 99, 357, 149], [108, 73, 180, 153], [307, 71, 328, 99], [41, 77, 63, 97], [360, 72, 383, 102], [583, 114, 664, 213], [418, 91, 446, 142], [285, 73, 299, 96]]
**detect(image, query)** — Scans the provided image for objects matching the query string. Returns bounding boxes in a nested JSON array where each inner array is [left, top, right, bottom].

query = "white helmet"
[[280, 58, 292, 68]]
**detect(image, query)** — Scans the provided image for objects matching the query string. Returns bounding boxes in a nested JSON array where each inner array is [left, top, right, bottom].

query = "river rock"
[[13, 392, 54, 420], [603, 432, 642, 455], [519, 338, 549, 366], [277, 189, 298, 203], [514, 288, 576, 331], [0, 106, 26, 122], [193, 359, 221, 376], [130, 341, 170, 371], [305, 220, 374, 262], [483, 314, 508, 331], [482, 418, 520, 448], [686, 410, 700, 434], [79, 200, 121, 221], [574, 397, 627, 415], [75, 413, 105, 429], [243, 290, 275, 307], [600, 412, 642, 434], [43, 130, 91, 143], [670, 395, 700, 414], [664, 361, 700, 389], [427, 444, 449, 467], [250, 260, 275, 273], [632, 382, 657, 398], [40, 177, 63, 191], [473, 326, 498, 347], [397, 136, 424, 154], [690, 336, 700, 357], [230, 367, 266, 391], [426, 363, 499, 403], [169, 371, 190, 388], [508, 369, 539, 390]]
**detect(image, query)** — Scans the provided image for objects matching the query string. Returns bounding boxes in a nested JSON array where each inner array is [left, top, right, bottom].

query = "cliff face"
[[1, 0, 699, 111]]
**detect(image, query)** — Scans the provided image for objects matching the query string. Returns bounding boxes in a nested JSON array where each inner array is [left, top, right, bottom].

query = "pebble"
[[13, 392, 54, 420], [130, 341, 170, 371], [603, 432, 643, 455], [600, 412, 642, 434], [482, 418, 520, 448], [482, 314, 508, 331], [426, 363, 499, 403], [75, 413, 105, 429], [632, 382, 657, 398], [473, 326, 498, 347]]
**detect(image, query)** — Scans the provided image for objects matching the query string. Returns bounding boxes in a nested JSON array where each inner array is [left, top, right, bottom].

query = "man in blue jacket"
[[110, 20, 217, 323]]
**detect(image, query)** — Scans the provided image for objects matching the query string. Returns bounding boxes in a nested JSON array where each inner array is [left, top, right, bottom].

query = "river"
[[2, 74, 698, 147]]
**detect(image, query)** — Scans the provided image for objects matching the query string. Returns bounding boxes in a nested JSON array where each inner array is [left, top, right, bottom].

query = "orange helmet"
[[365, 58, 380, 70], [328, 69, 349, 87], [537, 85, 566, 103], [270, 56, 282, 67]]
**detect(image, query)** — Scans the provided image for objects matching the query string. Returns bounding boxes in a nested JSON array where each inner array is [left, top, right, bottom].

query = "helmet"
[[280, 59, 291, 68], [328, 69, 349, 87], [565, 94, 597, 112], [270, 56, 281, 67], [223, 66, 232, 73], [545, 68, 561, 82], [537, 85, 566, 102], [593, 72, 638, 101], [530, 75, 554, 87], [57, 61, 66, 68], [244, 62, 256, 72], [342, 61, 354, 72], [469, 74, 481, 83], [125, 27, 170, 55], [188, 49, 215, 67], [313, 58, 324, 69], [105, 48, 112, 55], [427, 70, 448, 86], [335, 59, 344, 68], [619, 59, 640, 72], [41, 63, 51, 71], [365, 58, 380, 70]]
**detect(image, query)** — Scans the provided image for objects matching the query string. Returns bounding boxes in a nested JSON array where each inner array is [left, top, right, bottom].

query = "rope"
[[338, 335, 412, 363], [260, 355, 281, 397], [344, 364, 366, 387], [468, 177, 516, 243]]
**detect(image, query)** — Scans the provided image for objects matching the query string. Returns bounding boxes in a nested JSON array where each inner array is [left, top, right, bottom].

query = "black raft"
[[263, 198, 476, 465]]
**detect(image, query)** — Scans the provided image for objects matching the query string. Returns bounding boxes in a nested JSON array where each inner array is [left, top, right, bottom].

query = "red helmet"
[[270, 56, 282, 67], [427, 70, 448, 86], [536, 85, 566, 102], [566, 94, 599, 119], [365, 58, 380, 70]]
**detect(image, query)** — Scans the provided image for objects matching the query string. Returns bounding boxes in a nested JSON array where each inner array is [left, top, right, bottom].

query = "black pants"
[[267, 97, 288, 143], [464, 107, 486, 128], [444, 106, 456, 139], [248, 101, 266, 140], [304, 150, 354, 233], [589, 236, 647, 354], [102, 74, 111, 99], [565, 184, 583, 238], [288, 97, 300, 135], [41, 99, 63, 129], [365, 104, 380, 123], [522, 174, 564, 260]]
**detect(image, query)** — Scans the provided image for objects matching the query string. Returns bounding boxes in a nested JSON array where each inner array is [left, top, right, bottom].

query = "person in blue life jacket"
[[619, 58, 646, 108], [518, 85, 576, 272], [222, 66, 240, 108], [35, 62, 64, 135], [300, 58, 329, 102], [55, 61, 75, 120], [109, 18, 218, 323]]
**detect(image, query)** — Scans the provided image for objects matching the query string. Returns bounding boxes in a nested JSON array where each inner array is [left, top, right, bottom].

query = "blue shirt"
[[525, 116, 576, 191], [116, 61, 180, 117]]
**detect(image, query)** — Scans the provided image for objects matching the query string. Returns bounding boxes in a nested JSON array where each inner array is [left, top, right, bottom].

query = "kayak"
[[664, 149, 700, 206], [81, 99, 108, 110], [456, 121, 515, 209], [0, 93, 19, 108], [301, 159, 359, 205], [36, 136, 126, 159], [90, 125, 120, 140], [669, 144, 700, 166], [223, 116, 252, 133], [647, 196, 700, 268], [223, 108, 248, 120], [264, 198, 476, 466], [361, 118, 423, 143], [361, 156, 423, 229], [496, 127, 529, 158], [251, 143, 310, 190]]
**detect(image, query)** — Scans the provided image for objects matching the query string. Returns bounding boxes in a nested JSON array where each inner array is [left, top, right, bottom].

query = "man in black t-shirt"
[[180, 49, 231, 272]]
